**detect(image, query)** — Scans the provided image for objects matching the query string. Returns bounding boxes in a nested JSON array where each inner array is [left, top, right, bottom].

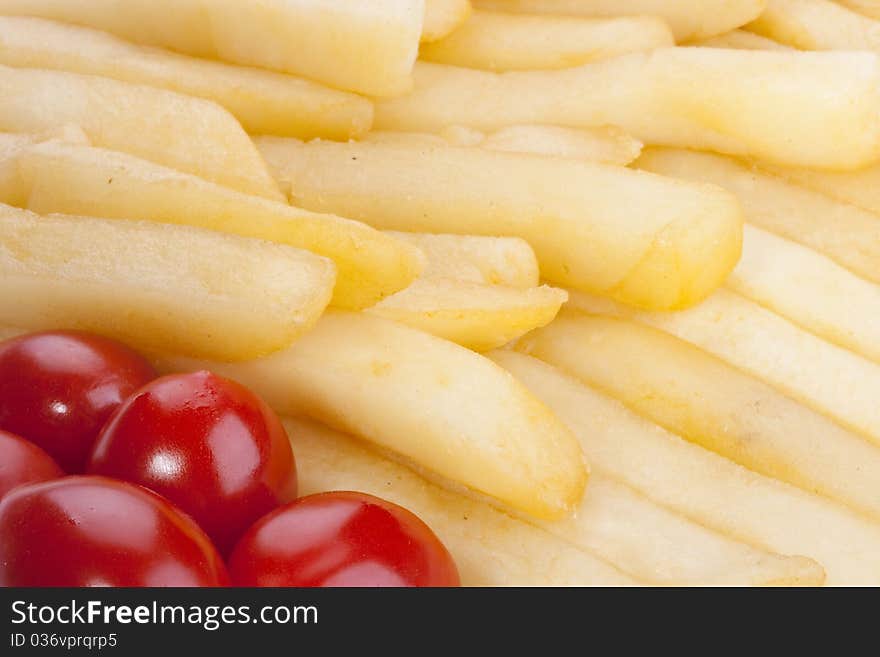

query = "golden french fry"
[[0, 16, 373, 141], [636, 147, 880, 285], [472, 0, 768, 42], [692, 29, 793, 49], [493, 350, 880, 585], [0, 204, 335, 361], [420, 11, 673, 71], [18, 141, 423, 310], [376, 50, 880, 170], [835, 0, 880, 19], [0, 65, 282, 200], [423, 0, 473, 42], [253, 138, 743, 310], [757, 160, 880, 216], [747, 0, 880, 50], [156, 311, 588, 520], [0, 0, 426, 97], [480, 125, 643, 165]]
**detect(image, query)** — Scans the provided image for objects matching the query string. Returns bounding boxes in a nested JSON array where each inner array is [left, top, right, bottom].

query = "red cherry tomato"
[[0, 331, 157, 473], [89, 371, 296, 554], [228, 491, 461, 587], [0, 429, 64, 500], [0, 476, 228, 587]]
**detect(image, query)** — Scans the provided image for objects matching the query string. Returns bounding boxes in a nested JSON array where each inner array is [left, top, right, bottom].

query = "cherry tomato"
[[0, 429, 64, 500], [0, 476, 228, 587], [0, 331, 157, 473], [228, 491, 461, 587], [89, 371, 296, 554]]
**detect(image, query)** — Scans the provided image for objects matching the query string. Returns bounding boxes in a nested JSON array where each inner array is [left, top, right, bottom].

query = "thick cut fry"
[[156, 312, 588, 520], [375, 50, 880, 169], [420, 11, 674, 71], [0, 127, 88, 205], [289, 418, 634, 586], [254, 138, 743, 310], [367, 279, 566, 351], [0, 205, 334, 361], [472, 0, 768, 42], [480, 125, 643, 165], [0, 65, 281, 200], [728, 226, 880, 365], [835, 0, 880, 19], [637, 148, 880, 285], [0, 17, 373, 140], [423, 0, 472, 42], [0, 0, 425, 97], [693, 29, 793, 49], [493, 351, 880, 585], [748, 0, 880, 50], [18, 141, 423, 310], [757, 160, 880, 216], [517, 313, 880, 521], [386, 232, 540, 287]]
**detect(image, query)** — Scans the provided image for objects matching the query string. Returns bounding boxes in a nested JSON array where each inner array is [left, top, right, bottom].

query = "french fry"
[[367, 279, 567, 351], [386, 232, 540, 287], [0, 127, 88, 205], [253, 138, 743, 310], [517, 312, 880, 521], [493, 351, 880, 585], [0, 204, 335, 361], [420, 11, 673, 71], [747, 0, 880, 50], [835, 0, 880, 19], [757, 160, 880, 216], [423, 0, 473, 42], [0, 16, 373, 141], [637, 147, 880, 285], [472, 0, 768, 42], [289, 418, 634, 586], [479, 125, 643, 165], [155, 311, 588, 520], [18, 141, 424, 311], [0, 65, 282, 200], [375, 50, 880, 169], [0, 0, 426, 97], [692, 29, 793, 49]]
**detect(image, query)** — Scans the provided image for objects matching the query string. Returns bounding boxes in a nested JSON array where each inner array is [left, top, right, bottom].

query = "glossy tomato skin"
[[228, 491, 461, 587], [89, 371, 296, 554], [0, 476, 229, 587], [0, 331, 157, 473], [0, 430, 64, 500]]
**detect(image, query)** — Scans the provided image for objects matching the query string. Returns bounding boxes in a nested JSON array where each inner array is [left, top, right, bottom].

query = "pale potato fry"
[[517, 312, 880, 521], [748, 0, 880, 50], [0, 204, 334, 361], [423, 0, 473, 42], [493, 351, 880, 585], [692, 29, 794, 49], [835, 0, 880, 19], [420, 11, 673, 71], [367, 279, 567, 351], [728, 225, 880, 365], [375, 50, 880, 169], [253, 138, 743, 310], [155, 311, 588, 520], [0, 65, 282, 200], [637, 147, 880, 285], [757, 160, 880, 216], [0, 16, 373, 141], [0, 0, 426, 97], [288, 418, 635, 586], [386, 232, 540, 287], [18, 141, 424, 310], [480, 125, 643, 165], [472, 0, 768, 42], [0, 127, 88, 205]]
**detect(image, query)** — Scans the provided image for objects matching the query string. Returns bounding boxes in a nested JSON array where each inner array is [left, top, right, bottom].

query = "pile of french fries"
[[3, 0, 880, 585]]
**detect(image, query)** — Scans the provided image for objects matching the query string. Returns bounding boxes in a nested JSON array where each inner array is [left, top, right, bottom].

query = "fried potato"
[[0, 127, 89, 206], [420, 11, 673, 71], [517, 312, 880, 521], [757, 160, 880, 216], [0, 16, 373, 141], [835, 0, 880, 19], [375, 50, 880, 169], [0, 65, 282, 200], [493, 351, 880, 585], [253, 138, 743, 310], [423, 0, 473, 42], [156, 312, 588, 520], [367, 279, 566, 351], [18, 141, 423, 310], [637, 147, 880, 285], [748, 0, 880, 50], [692, 29, 793, 49], [0, 204, 334, 361], [0, 0, 426, 97], [472, 0, 768, 42], [289, 417, 634, 586]]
